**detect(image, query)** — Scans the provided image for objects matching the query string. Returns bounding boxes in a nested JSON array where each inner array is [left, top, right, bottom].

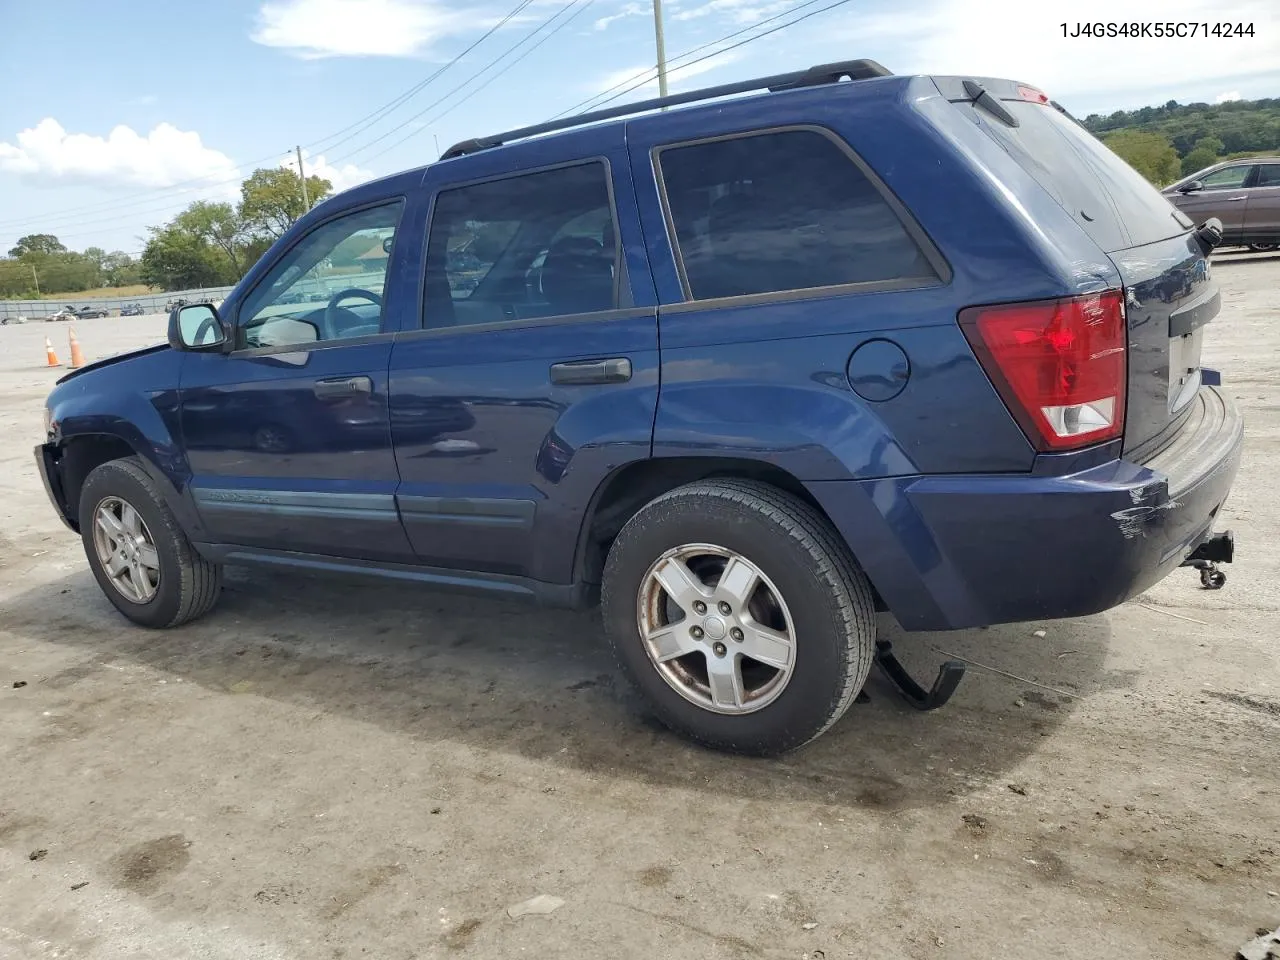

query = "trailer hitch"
[[870, 639, 966, 711], [1180, 529, 1233, 590]]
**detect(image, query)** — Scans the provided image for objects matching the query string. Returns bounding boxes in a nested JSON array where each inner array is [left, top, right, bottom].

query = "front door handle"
[[314, 376, 373, 399], [1226, 196, 1248, 201], [550, 358, 632, 385]]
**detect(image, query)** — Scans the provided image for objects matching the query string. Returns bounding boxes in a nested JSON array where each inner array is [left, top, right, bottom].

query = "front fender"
[[45, 353, 204, 536]]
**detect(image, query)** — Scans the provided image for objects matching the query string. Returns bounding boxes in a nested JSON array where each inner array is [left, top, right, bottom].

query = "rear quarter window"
[[968, 101, 1191, 253], [656, 128, 940, 301]]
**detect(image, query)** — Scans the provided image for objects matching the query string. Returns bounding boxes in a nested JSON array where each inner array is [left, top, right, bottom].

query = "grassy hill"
[[1081, 97, 1280, 185]]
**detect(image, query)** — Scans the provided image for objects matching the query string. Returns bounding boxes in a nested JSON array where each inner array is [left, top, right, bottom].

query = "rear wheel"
[[602, 479, 876, 755], [1247, 242, 1278, 253], [79, 457, 222, 628]]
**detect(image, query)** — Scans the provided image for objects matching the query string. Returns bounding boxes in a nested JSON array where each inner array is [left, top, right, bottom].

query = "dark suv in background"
[[36, 61, 1242, 754], [1164, 157, 1280, 251]]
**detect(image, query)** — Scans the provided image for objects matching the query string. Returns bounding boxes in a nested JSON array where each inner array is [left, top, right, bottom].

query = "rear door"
[[1244, 162, 1280, 243], [387, 128, 659, 585], [947, 82, 1220, 459]]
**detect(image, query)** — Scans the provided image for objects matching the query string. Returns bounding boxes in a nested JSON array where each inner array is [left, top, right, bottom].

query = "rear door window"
[[967, 101, 1191, 252], [424, 161, 620, 328], [656, 129, 939, 301], [1254, 164, 1280, 187]]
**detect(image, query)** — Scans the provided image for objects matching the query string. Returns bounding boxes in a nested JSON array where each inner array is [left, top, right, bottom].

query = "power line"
[[328, 0, 591, 169], [355, 0, 597, 168], [550, 0, 830, 120], [302, 0, 538, 158]]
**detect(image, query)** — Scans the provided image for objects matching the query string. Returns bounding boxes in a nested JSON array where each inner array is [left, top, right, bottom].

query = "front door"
[[1176, 164, 1255, 242], [180, 199, 416, 562], [387, 129, 659, 586]]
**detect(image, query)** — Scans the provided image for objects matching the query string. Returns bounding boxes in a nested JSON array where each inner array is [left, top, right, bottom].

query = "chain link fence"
[[0, 286, 237, 323]]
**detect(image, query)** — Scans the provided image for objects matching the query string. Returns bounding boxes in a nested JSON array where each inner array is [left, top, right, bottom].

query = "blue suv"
[[36, 61, 1242, 754]]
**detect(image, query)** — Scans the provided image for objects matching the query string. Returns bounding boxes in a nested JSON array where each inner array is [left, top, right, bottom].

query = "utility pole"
[[653, 0, 669, 99], [296, 145, 310, 210], [434, 134, 442, 160], [31, 264, 40, 295]]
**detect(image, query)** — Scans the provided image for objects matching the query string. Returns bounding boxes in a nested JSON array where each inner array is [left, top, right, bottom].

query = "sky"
[[1, 0, 1278, 256]]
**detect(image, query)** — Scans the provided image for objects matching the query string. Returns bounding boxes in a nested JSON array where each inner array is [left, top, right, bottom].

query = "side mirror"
[[1179, 180, 1204, 194], [169, 302, 228, 351], [382, 235, 394, 254]]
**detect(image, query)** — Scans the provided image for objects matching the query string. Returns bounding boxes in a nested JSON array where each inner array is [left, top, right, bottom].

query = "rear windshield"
[[967, 100, 1192, 253]]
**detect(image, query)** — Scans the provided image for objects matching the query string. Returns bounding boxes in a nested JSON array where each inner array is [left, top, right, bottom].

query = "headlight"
[[42, 407, 53, 437]]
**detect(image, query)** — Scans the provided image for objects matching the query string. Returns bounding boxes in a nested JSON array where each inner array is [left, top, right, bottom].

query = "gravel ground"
[[1, 259, 1278, 959]]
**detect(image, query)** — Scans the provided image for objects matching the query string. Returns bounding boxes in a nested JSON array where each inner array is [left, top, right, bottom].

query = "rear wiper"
[[963, 79, 1019, 127]]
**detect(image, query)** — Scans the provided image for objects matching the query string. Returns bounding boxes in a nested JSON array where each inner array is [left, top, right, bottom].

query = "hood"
[[56, 342, 170, 384]]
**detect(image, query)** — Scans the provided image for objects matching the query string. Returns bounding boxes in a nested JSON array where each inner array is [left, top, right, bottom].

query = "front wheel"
[[79, 457, 222, 628], [602, 479, 876, 755], [1247, 242, 1277, 253]]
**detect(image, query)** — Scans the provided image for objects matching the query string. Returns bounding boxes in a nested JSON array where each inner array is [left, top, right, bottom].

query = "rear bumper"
[[34, 442, 76, 532], [808, 385, 1243, 631]]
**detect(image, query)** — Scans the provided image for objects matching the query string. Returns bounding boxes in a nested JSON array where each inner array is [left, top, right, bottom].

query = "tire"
[[1247, 243, 1277, 253], [601, 479, 876, 755], [79, 456, 222, 628]]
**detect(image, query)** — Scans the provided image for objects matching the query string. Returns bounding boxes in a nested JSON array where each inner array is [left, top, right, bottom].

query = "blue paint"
[[36, 70, 1242, 631]]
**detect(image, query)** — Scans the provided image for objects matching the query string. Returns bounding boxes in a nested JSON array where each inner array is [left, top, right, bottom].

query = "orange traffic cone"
[[68, 328, 85, 369], [45, 336, 59, 367]]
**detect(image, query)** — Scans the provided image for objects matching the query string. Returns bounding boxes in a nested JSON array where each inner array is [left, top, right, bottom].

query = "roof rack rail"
[[441, 58, 892, 160]]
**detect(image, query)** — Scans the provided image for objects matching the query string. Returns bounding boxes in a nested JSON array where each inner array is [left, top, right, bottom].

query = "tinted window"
[[424, 162, 619, 328], [1255, 164, 1280, 187], [658, 130, 936, 300], [968, 101, 1190, 252], [1200, 165, 1253, 189], [239, 202, 402, 348]]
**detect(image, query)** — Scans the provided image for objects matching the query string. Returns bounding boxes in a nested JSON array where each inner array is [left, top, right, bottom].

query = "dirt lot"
[[2, 263, 1278, 960]]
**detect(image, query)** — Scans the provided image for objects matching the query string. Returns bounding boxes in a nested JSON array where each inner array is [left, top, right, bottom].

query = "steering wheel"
[[322, 288, 383, 340], [192, 314, 220, 346]]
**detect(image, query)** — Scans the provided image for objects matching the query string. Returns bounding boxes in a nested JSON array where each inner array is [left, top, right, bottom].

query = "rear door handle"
[[1226, 196, 1248, 201], [314, 376, 373, 399], [550, 358, 632, 385]]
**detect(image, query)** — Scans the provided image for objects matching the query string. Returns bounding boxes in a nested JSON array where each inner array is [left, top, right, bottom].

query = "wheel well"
[[58, 435, 137, 528], [575, 458, 833, 588]]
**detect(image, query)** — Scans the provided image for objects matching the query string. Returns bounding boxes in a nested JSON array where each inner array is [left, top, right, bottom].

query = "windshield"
[[967, 100, 1192, 252]]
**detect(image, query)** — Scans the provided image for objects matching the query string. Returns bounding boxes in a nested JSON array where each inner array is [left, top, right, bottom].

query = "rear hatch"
[[936, 77, 1216, 459]]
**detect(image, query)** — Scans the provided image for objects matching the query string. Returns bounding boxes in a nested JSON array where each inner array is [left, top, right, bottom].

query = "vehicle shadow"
[[5, 564, 1117, 812]]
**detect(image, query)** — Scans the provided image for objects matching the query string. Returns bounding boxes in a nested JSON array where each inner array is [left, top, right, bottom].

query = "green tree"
[[102, 251, 142, 287], [239, 167, 332, 240], [1194, 135, 1225, 156], [140, 224, 235, 290], [174, 201, 247, 276], [8, 234, 66, 258], [1181, 147, 1219, 177], [1104, 130, 1182, 186]]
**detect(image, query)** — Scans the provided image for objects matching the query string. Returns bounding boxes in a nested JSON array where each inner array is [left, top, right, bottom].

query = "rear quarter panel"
[[628, 77, 1121, 480]]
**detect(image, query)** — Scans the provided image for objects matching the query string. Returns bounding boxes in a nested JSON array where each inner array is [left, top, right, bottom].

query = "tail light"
[[959, 291, 1127, 452]]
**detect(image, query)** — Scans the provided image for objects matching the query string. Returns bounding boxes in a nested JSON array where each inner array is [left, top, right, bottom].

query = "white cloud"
[[0, 118, 239, 189], [672, 0, 791, 23], [279, 149, 375, 193], [587, 53, 740, 96], [252, 0, 468, 58], [1216, 90, 1242, 103], [832, 0, 1280, 109], [594, 2, 646, 30]]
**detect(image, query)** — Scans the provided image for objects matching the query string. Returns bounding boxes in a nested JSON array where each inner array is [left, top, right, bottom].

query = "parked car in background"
[[120, 303, 146, 316], [47, 305, 109, 321], [1163, 157, 1280, 251], [36, 61, 1242, 755]]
